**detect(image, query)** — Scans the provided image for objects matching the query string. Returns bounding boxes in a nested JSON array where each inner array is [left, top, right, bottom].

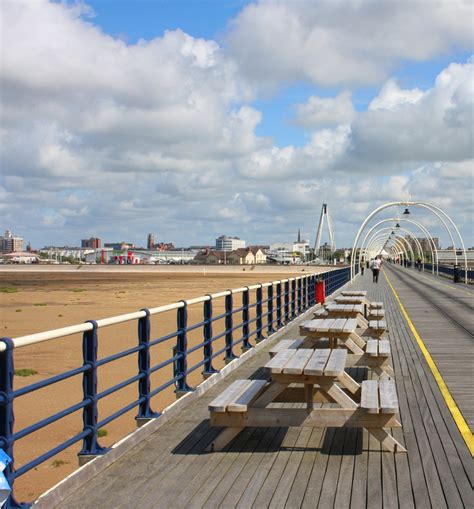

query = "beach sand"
[[0, 265, 331, 501]]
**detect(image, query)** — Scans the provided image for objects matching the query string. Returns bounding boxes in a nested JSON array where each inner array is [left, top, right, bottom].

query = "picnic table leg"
[[367, 426, 406, 452], [253, 382, 287, 408], [373, 365, 395, 379], [341, 337, 364, 355], [206, 426, 244, 452], [320, 382, 358, 409], [305, 383, 314, 412], [349, 332, 367, 350], [338, 371, 361, 396]]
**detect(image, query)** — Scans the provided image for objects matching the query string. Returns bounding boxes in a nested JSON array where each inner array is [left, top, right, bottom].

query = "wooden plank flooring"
[[57, 269, 473, 508]]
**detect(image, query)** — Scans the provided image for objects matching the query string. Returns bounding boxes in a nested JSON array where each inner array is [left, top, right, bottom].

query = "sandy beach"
[[0, 265, 332, 501]]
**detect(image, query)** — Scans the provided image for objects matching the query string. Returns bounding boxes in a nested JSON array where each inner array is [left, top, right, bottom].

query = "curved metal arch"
[[366, 231, 415, 265], [350, 201, 467, 282], [366, 232, 412, 264], [364, 227, 425, 269], [364, 229, 417, 264], [358, 217, 438, 274]]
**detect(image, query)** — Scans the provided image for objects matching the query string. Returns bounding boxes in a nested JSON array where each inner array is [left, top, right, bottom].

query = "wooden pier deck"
[[55, 266, 473, 508]]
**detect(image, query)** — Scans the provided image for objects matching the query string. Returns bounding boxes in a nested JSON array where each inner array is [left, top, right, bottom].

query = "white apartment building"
[[0, 230, 23, 253], [215, 235, 246, 251]]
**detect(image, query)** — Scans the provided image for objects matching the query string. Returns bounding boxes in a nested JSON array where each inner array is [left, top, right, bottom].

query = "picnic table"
[[334, 295, 367, 305], [341, 290, 367, 297], [300, 318, 394, 376], [208, 348, 405, 453], [322, 303, 368, 328], [299, 318, 366, 354]]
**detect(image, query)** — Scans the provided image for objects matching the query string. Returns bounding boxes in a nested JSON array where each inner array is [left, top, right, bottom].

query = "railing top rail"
[[0, 271, 330, 352]]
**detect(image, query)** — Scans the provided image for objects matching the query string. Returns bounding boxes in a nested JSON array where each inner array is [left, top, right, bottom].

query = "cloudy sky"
[[1, 0, 473, 249]]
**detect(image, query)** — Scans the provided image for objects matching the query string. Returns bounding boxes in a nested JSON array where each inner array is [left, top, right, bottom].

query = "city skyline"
[[1, 1, 473, 249]]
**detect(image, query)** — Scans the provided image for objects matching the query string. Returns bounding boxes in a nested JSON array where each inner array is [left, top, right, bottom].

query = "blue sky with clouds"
[[1, 0, 473, 249]]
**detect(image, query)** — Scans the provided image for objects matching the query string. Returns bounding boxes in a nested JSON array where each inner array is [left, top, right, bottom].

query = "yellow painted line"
[[415, 270, 473, 297], [384, 270, 474, 456]]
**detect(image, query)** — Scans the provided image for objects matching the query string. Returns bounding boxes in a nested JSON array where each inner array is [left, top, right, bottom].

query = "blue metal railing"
[[0, 267, 350, 507], [422, 263, 473, 282]]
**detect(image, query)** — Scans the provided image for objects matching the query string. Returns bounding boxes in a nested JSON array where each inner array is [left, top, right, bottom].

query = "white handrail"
[[1, 271, 330, 352]]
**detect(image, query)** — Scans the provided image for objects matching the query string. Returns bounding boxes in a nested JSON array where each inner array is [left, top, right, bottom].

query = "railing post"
[[225, 292, 238, 362], [302, 277, 308, 310], [203, 296, 218, 377], [136, 309, 160, 427], [266, 284, 275, 335], [284, 280, 290, 323], [276, 282, 282, 329], [241, 288, 252, 352], [78, 321, 108, 466], [174, 302, 193, 396], [0, 338, 28, 509], [310, 275, 316, 307], [297, 278, 303, 314], [291, 279, 296, 319], [256, 284, 265, 342]]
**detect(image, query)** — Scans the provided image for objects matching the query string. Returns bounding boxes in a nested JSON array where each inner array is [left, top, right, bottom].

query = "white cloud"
[[369, 80, 423, 111], [226, 0, 473, 87], [294, 91, 356, 127], [0, 1, 472, 249]]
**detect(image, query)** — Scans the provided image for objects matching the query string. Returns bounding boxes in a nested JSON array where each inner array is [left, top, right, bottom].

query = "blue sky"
[[1, 0, 473, 248]]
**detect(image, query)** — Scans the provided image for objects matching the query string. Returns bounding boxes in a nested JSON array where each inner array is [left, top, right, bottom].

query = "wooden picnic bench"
[[363, 320, 387, 339], [299, 318, 366, 354], [341, 290, 367, 297], [322, 303, 368, 328], [208, 348, 405, 453]]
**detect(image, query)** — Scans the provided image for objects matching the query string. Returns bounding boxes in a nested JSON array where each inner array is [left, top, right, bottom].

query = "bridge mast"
[[313, 203, 336, 259]]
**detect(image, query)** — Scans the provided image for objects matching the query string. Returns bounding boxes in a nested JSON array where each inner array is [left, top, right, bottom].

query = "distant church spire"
[[297, 228, 301, 243]]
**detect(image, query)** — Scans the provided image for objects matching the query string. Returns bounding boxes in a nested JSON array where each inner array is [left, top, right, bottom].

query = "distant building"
[[104, 242, 134, 250], [155, 242, 175, 251], [215, 235, 246, 251], [81, 237, 101, 249], [194, 247, 266, 265], [0, 230, 23, 253], [227, 247, 267, 265], [193, 249, 227, 265], [147, 233, 155, 250]]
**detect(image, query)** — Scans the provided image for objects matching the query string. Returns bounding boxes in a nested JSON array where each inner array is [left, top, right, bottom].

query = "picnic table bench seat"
[[269, 338, 304, 357], [361, 379, 399, 415], [314, 308, 329, 318], [368, 309, 385, 319], [365, 339, 390, 358], [208, 379, 267, 413]]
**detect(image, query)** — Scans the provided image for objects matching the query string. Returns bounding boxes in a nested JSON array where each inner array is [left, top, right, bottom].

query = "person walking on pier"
[[370, 257, 382, 283]]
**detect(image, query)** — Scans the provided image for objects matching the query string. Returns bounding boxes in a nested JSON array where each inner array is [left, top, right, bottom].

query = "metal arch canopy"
[[357, 217, 438, 274], [363, 226, 427, 269], [350, 201, 468, 282], [368, 230, 418, 262], [366, 230, 415, 264]]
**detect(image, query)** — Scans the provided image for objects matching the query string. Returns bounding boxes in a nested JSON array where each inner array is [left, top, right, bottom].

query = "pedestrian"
[[417, 257, 422, 271], [361, 262, 365, 275], [371, 257, 382, 283]]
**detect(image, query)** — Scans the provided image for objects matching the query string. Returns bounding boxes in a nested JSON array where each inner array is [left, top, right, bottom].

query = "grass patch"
[[14, 368, 38, 377], [15, 309, 22, 312], [97, 428, 108, 438], [34, 303, 47, 306], [70, 288, 85, 293], [58, 314, 63, 317], [51, 459, 69, 468], [0, 287, 17, 293]]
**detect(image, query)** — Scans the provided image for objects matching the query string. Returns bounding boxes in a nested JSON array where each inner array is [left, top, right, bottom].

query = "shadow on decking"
[[171, 420, 364, 457]]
